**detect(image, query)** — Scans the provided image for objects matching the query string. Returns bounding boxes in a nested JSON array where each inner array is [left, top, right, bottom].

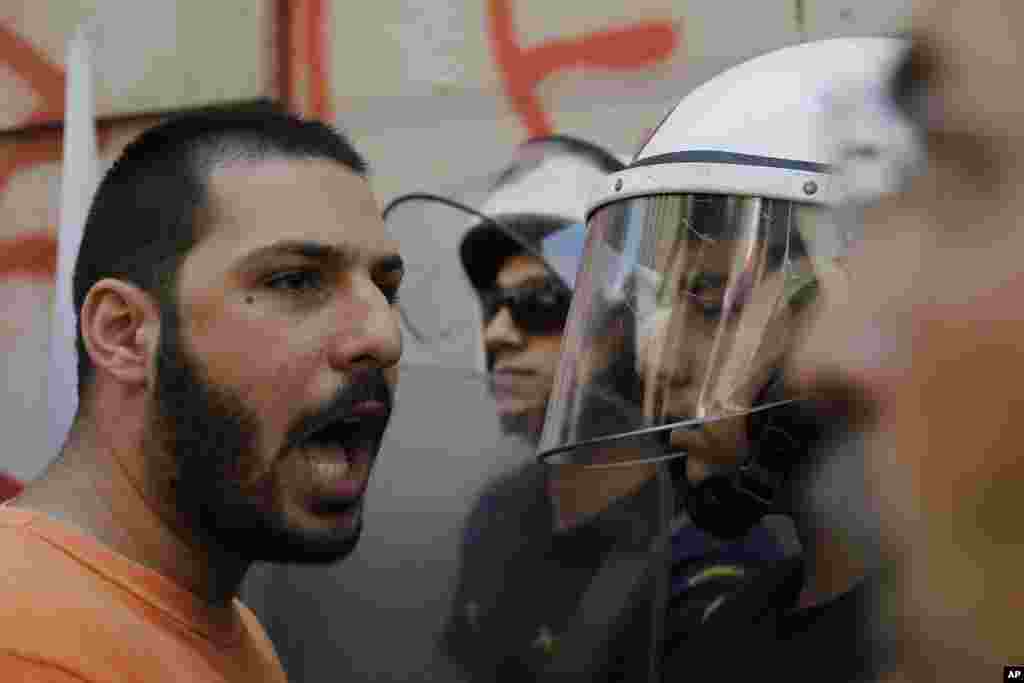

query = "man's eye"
[[265, 270, 324, 293], [684, 281, 727, 321], [692, 296, 724, 321]]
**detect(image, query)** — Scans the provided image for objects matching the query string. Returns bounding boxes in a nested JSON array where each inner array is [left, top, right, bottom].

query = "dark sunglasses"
[[480, 280, 572, 335]]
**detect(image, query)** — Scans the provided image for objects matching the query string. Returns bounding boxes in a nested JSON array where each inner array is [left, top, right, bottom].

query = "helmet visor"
[[384, 193, 581, 370], [383, 194, 490, 371], [538, 193, 842, 467]]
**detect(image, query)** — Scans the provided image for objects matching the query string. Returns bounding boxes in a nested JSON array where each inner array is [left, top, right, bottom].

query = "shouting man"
[[0, 110, 403, 682]]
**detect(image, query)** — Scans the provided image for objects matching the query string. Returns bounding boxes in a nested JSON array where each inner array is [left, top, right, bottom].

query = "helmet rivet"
[[614, 178, 623, 192], [803, 180, 818, 196]]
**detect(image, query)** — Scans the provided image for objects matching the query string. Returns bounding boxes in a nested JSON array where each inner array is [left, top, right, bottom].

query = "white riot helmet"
[[536, 37, 914, 537], [384, 136, 626, 375]]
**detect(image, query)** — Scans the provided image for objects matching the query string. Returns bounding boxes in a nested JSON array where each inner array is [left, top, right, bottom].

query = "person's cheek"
[[538, 334, 566, 377], [230, 346, 326, 492], [384, 365, 399, 390], [884, 308, 1024, 663]]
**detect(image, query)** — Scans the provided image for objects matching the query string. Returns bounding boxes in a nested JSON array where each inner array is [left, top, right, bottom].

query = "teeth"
[[312, 459, 350, 480], [307, 444, 351, 462]]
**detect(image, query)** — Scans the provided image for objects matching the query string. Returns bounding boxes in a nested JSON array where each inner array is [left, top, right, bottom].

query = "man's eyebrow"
[[237, 241, 403, 276], [497, 274, 558, 290], [237, 240, 351, 268]]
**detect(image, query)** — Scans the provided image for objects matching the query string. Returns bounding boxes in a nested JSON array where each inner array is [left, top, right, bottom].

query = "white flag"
[[49, 26, 100, 456]]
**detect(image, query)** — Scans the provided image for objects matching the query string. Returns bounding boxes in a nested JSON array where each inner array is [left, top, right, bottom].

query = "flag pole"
[[49, 25, 100, 456]]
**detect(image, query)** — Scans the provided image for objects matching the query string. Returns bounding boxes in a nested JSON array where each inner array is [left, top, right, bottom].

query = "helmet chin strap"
[[681, 427, 798, 540], [675, 368, 808, 540]]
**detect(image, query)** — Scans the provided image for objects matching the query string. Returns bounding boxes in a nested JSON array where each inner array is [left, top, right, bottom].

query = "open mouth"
[[306, 412, 389, 451], [298, 407, 391, 503]]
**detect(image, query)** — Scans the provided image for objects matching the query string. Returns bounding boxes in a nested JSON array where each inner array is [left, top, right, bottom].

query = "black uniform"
[[441, 463, 787, 682], [663, 556, 893, 682]]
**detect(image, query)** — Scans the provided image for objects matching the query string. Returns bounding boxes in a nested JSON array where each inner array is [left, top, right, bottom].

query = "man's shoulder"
[[0, 510, 125, 598], [0, 517, 137, 680], [0, 651, 94, 682], [235, 598, 287, 671], [0, 522, 286, 682], [0, 510, 97, 604]]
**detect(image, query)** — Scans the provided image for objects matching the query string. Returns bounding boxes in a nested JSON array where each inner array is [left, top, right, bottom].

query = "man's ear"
[[80, 278, 161, 388]]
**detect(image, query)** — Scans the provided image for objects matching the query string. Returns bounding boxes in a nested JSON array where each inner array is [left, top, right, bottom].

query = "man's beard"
[[150, 303, 387, 565]]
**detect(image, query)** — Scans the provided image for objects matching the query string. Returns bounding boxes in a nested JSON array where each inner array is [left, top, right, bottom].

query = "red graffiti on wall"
[[0, 22, 65, 127], [0, 232, 56, 280], [487, 0, 679, 137], [1, 0, 329, 282], [0, 21, 67, 281], [0, 20, 122, 282], [1, 2, 676, 280]]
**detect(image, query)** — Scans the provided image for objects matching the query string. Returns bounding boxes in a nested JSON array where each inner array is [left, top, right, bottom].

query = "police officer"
[[385, 135, 790, 682], [535, 37, 910, 682]]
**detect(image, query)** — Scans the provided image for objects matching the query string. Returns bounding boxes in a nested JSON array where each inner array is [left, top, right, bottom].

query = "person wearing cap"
[[457, 135, 615, 448], [437, 136, 788, 682]]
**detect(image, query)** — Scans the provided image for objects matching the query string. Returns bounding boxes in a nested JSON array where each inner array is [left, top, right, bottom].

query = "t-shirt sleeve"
[[0, 653, 90, 682]]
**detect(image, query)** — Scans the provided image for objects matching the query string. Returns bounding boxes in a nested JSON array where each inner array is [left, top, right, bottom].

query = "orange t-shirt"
[[0, 505, 289, 682]]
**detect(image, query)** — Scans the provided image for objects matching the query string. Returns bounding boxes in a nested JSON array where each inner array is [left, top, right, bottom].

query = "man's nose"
[[647, 329, 694, 389], [641, 337, 692, 418], [482, 306, 525, 352], [326, 275, 402, 372]]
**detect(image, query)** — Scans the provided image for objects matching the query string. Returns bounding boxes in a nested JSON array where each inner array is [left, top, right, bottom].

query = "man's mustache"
[[284, 368, 394, 450]]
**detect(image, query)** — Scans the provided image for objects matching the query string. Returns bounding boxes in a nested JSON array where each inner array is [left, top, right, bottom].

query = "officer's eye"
[[687, 290, 724, 320], [686, 287, 725, 321], [265, 269, 325, 293], [680, 272, 726, 318]]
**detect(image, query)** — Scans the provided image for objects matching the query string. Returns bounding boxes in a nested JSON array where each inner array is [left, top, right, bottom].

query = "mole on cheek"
[[245, 295, 255, 304]]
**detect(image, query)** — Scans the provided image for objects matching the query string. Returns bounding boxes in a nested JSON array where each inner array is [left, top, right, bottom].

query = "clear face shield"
[[539, 193, 844, 476], [386, 193, 491, 370]]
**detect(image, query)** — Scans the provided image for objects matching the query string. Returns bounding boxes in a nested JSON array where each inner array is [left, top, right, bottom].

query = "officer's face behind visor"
[[537, 192, 839, 468]]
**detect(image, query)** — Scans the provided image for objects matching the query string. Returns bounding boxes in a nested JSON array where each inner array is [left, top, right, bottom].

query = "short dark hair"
[[72, 108, 368, 398]]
